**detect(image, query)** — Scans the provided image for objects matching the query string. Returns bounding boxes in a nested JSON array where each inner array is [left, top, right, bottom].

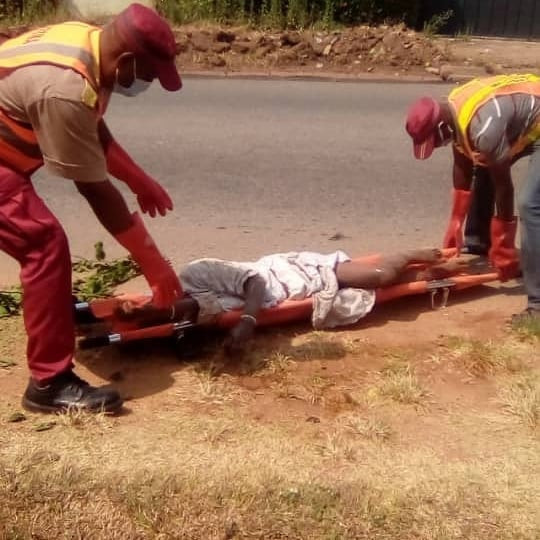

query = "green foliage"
[[0, 0, 60, 24], [0, 243, 140, 318], [156, 0, 422, 29], [423, 9, 454, 36], [72, 242, 141, 302], [0, 288, 22, 318]]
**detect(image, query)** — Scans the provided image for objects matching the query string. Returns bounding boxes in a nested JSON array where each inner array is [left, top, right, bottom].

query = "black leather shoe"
[[22, 370, 123, 413]]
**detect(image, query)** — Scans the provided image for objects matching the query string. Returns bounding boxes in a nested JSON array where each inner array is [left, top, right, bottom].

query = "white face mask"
[[114, 57, 153, 97]]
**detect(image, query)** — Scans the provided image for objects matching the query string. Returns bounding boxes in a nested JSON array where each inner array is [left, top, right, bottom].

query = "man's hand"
[[114, 213, 183, 308], [133, 175, 173, 218], [224, 317, 256, 356], [443, 218, 464, 251]]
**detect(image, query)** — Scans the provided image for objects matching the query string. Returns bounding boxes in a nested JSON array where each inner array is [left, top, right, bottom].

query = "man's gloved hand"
[[224, 316, 256, 356], [489, 216, 520, 282], [133, 176, 173, 218], [114, 213, 183, 308], [442, 189, 473, 253], [105, 138, 173, 218]]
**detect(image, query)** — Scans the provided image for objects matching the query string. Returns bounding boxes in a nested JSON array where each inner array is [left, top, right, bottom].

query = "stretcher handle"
[[78, 335, 115, 349], [77, 321, 194, 349]]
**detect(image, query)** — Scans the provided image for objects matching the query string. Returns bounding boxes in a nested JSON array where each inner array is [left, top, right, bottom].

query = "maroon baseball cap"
[[405, 97, 441, 160], [114, 3, 182, 91]]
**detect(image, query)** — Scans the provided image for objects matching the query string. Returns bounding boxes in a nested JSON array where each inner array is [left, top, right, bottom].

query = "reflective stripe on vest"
[[0, 22, 101, 174], [448, 74, 540, 165], [0, 22, 101, 89]]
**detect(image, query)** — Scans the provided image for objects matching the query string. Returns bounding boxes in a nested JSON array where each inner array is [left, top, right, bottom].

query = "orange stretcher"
[[74, 248, 500, 349]]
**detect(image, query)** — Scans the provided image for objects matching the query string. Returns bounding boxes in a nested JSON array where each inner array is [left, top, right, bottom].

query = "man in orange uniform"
[[405, 74, 540, 323], [0, 3, 183, 413]]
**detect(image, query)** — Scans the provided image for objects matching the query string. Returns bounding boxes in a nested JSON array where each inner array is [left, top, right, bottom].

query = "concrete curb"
[[180, 65, 493, 85]]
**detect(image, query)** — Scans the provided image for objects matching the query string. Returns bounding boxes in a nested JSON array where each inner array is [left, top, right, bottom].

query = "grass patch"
[[55, 408, 114, 431], [0, 288, 22, 317], [262, 350, 295, 374], [194, 370, 236, 404], [375, 362, 430, 406], [304, 375, 333, 405], [1, 427, 539, 539], [314, 431, 356, 461], [445, 336, 526, 376], [286, 331, 348, 361], [342, 414, 393, 442], [511, 314, 540, 341], [498, 374, 540, 431]]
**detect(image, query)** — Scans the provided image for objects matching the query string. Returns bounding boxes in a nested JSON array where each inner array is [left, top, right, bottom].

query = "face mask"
[[114, 78, 152, 97], [114, 57, 153, 97]]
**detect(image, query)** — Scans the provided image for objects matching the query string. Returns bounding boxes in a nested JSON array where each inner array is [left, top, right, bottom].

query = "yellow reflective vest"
[[448, 73, 540, 166], [0, 22, 102, 174]]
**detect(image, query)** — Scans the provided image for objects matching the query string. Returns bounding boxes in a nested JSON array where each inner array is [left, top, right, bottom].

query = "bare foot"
[[408, 248, 443, 264]]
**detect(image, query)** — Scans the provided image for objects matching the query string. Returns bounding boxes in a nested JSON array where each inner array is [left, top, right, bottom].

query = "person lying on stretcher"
[[117, 247, 467, 354]]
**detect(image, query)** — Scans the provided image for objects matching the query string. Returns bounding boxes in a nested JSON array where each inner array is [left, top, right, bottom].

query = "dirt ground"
[[1, 278, 539, 537], [168, 24, 540, 82]]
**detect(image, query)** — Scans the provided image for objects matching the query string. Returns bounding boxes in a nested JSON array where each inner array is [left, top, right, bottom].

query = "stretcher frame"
[[75, 248, 500, 349]]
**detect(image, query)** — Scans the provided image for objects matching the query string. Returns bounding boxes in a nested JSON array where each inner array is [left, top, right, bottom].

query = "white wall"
[[65, 0, 155, 18]]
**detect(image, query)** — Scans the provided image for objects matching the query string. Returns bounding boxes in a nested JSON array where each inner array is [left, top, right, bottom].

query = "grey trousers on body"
[[518, 141, 540, 310]]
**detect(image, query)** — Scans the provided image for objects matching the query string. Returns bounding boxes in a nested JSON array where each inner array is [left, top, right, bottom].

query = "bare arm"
[[241, 274, 266, 320], [452, 145, 474, 191], [225, 274, 266, 355], [487, 161, 514, 219], [75, 179, 133, 235], [97, 119, 114, 148], [97, 119, 173, 218]]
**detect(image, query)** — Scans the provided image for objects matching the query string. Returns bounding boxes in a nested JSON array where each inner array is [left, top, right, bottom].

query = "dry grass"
[[445, 336, 527, 376], [1, 410, 540, 539], [498, 374, 540, 431], [243, 348, 296, 376], [1, 314, 540, 539], [511, 315, 540, 341], [194, 370, 237, 404], [263, 350, 295, 374], [375, 362, 430, 406], [342, 414, 393, 442], [286, 331, 348, 361], [314, 431, 357, 461]]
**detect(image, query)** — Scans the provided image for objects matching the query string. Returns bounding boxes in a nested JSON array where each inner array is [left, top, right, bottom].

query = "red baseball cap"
[[113, 3, 182, 91], [405, 97, 441, 160]]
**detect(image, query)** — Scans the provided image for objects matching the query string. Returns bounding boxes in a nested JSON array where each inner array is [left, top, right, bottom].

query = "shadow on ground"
[[76, 280, 523, 400]]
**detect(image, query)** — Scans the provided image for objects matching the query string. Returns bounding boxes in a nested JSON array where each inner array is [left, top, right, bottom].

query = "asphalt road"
[[0, 77, 527, 284]]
